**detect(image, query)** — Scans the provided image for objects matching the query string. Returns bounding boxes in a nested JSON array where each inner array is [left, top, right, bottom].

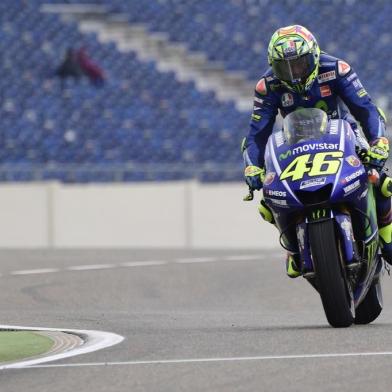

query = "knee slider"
[[381, 173, 392, 198], [379, 225, 392, 244]]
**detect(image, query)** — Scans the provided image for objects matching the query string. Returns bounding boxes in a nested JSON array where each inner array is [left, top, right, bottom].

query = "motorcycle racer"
[[242, 25, 392, 277]]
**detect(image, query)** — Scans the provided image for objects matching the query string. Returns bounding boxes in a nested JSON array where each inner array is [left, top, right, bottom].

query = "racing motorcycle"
[[248, 108, 384, 328]]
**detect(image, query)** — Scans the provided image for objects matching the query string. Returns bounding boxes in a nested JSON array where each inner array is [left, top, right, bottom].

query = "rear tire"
[[355, 278, 383, 324], [308, 219, 354, 328]]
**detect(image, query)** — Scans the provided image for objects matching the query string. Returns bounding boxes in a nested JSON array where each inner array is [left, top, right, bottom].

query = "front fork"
[[297, 211, 370, 271], [298, 209, 382, 305]]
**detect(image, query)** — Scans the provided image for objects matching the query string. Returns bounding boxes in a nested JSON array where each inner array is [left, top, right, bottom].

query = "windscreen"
[[283, 108, 328, 146]]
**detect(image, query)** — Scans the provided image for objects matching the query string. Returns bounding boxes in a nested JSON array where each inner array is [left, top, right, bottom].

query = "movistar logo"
[[293, 143, 338, 155], [279, 150, 292, 161]]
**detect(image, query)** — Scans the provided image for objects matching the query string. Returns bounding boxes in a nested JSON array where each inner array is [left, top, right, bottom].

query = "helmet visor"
[[272, 53, 316, 83]]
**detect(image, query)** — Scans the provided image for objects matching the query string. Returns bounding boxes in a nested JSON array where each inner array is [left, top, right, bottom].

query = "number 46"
[[280, 151, 343, 181]]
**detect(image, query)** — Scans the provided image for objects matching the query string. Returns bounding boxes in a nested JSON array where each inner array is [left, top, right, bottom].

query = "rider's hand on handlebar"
[[359, 137, 389, 171], [244, 165, 265, 190], [359, 137, 389, 169]]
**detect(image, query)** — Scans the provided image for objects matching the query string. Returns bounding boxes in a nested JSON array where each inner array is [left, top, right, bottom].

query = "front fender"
[[296, 210, 358, 274]]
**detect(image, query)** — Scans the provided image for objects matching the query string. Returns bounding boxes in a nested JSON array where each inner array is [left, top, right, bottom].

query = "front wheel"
[[308, 219, 354, 328]]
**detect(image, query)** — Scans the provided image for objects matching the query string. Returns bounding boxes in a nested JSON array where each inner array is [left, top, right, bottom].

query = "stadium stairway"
[[40, 3, 254, 112]]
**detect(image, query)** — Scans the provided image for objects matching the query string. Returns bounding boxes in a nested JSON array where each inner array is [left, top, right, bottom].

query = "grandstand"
[[1, 0, 391, 182]]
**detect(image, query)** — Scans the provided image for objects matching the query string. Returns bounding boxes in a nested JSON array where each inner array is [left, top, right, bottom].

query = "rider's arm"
[[243, 77, 279, 168], [335, 60, 386, 142]]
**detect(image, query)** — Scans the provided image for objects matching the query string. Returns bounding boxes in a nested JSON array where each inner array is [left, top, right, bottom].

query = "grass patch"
[[0, 331, 53, 363]]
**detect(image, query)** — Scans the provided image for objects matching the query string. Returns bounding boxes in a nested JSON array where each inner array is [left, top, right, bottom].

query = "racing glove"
[[244, 165, 265, 190], [359, 137, 389, 170]]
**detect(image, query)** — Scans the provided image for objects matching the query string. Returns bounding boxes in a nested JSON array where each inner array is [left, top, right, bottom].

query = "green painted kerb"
[[0, 331, 54, 363]]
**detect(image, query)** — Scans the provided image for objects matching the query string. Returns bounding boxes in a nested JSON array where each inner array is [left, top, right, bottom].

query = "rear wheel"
[[308, 219, 354, 328], [355, 278, 383, 324]]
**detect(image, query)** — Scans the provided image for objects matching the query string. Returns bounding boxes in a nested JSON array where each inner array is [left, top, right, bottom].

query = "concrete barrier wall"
[[0, 183, 49, 247], [191, 182, 278, 248], [0, 182, 278, 249], [53, 182, 188, 248]]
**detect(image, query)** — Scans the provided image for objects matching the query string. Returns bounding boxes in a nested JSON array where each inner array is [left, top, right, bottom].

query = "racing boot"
[[258, 198, 301, 277], [377, 174, 392, 265], [259, 198, 301, 277], [258, 199, 275, 224], [286, 253, 301, 278]]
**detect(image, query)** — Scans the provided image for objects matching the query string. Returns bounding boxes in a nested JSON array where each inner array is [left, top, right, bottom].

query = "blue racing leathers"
[[243, 52, 386, 168]]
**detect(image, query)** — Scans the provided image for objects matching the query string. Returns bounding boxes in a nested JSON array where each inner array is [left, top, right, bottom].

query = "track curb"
[[0, 325, 124, 370]]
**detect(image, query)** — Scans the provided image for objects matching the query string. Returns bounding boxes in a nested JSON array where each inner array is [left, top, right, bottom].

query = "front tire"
[[308, 219, 354, 328]]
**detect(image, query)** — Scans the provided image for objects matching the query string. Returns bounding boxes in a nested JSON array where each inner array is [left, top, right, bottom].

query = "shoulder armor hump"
[[256, 78, 267, 95]]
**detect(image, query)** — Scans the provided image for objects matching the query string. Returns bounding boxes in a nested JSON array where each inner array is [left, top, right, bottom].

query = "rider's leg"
[[258, 198, 301, 278], [377, 174, 392, 265]]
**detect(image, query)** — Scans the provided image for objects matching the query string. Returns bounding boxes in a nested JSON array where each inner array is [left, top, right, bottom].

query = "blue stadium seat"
[[0, 0, 389, 182]]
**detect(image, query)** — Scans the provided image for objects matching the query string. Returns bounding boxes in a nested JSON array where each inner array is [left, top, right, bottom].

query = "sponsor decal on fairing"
[[340, 169, 364, 184], [265, 189, 287, 197], [269, 198, 288, 207], [343, 179, 361, 195], [264, 172, 276, 186], [292, 143, 339, 155], [300, 177, 327, 190], [279, 150, 292, 160], [345, 155, 361, 167]]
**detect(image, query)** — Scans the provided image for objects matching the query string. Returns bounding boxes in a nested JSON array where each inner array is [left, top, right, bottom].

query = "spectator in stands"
[[55, 48, 83, 88], [77, 47, 105, 86]]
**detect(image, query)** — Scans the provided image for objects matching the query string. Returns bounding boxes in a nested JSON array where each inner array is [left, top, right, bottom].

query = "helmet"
[[268, 25, 320, 94]]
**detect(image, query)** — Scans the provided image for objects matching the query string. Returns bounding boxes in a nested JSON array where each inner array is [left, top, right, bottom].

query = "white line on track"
[[10, 268, 60, 275], [222, 255, 263, 261], [10, 351, 392, 369], [120, 261, 167, 267], [2, 253, 281, 278], [175, 257, 218, 263], [0, 325, 124, 370], [67, 264, 117, 271]]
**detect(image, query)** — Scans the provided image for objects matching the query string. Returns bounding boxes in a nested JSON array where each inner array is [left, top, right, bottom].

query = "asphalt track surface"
[[1, 248, 392, 392]]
